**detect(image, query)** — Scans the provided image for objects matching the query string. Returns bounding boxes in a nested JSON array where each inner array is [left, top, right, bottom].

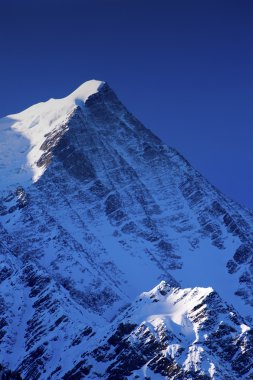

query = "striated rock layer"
[[0, 80, 252, 379]]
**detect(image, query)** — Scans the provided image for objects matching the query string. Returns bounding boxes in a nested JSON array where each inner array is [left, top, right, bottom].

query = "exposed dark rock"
[[234, 244, 252, 264]]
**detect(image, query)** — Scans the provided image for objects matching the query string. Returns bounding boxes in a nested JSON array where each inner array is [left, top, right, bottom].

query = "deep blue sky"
[[0, 0, 252, 209]]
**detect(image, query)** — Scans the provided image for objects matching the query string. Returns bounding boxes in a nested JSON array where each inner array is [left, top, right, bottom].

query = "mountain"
[[0, 80, 252, 379]]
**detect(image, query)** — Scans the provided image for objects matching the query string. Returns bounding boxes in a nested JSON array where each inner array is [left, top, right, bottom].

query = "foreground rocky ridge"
[[67, 281, 253, 380], [0, 81, 253, 379]]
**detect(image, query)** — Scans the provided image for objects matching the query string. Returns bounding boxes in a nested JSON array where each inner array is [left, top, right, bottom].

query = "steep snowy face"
[[0, 80, 104, 190], [0, 80, 253, 379]]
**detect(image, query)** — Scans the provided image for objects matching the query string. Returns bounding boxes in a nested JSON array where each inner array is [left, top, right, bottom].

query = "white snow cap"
[[0, 80, 105, 192], [66, 80, 105, 103]]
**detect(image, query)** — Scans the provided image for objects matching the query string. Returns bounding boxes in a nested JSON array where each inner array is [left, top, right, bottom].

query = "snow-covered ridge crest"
[[0, 80, 104, 191], [135, 281, 214, 332]]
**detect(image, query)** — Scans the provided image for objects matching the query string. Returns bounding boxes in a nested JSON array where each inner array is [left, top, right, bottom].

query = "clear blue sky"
[[0, 0, 252, 209]]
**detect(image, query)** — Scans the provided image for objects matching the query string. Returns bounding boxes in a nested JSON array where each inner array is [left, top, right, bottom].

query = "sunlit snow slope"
[[0, 81, 253, 379], [0, 80, 103, 189]]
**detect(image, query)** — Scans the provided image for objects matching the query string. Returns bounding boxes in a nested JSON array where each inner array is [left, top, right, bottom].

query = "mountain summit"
[[0, 80, 104, 189], [0, 81, 253, 379]]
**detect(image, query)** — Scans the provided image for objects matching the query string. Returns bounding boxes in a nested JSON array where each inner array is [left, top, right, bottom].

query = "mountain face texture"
[[0, 80, 253, 380]]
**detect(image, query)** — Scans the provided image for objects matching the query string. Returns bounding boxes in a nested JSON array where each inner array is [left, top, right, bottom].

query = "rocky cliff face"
[[0, 80, 252, 379]]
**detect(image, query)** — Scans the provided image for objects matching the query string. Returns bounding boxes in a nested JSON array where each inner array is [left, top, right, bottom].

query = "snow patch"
[[240, 323, 251, 334]]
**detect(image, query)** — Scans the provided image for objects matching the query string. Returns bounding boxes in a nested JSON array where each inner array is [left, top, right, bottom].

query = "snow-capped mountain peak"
[[64, 79, 104, 105], [0, 81, 253, 379], [0, 80, 104, 191]]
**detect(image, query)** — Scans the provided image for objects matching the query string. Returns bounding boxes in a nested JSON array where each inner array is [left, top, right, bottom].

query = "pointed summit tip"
[[66, 79, 106, 103]]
